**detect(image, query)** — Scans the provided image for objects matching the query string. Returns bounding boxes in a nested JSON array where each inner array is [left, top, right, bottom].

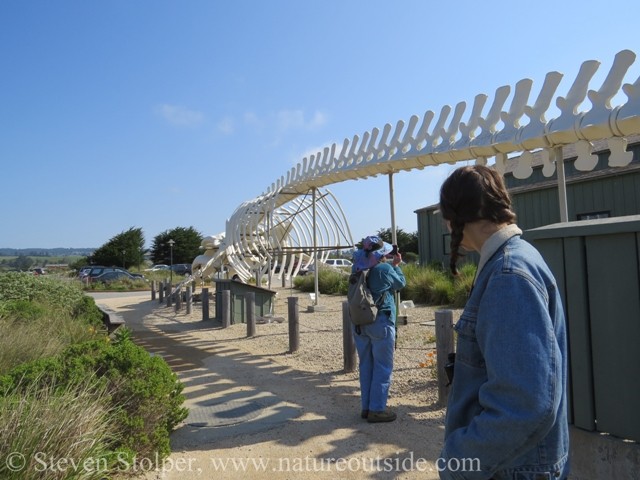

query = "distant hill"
[[0, 248, 95, 257]]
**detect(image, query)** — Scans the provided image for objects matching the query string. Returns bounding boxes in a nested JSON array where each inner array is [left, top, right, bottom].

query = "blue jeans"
[[353, 311, 395, 412]]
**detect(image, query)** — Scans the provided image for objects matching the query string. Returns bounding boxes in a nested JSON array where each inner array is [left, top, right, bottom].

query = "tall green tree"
[[89, 227, 146, 269], [150, 227, 203, 266], [13, 255, 34, 271], [375, 227, 419, 254]]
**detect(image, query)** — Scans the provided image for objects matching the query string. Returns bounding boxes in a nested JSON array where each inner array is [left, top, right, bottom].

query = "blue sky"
[[1, 0, 638, 249]]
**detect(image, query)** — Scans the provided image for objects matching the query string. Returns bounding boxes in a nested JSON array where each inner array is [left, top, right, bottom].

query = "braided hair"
[[439, 165, 517, 275]]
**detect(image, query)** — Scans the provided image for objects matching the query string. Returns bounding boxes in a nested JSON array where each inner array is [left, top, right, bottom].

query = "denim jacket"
[[440, 230, 569, 480], [367, 262, 406, 319]]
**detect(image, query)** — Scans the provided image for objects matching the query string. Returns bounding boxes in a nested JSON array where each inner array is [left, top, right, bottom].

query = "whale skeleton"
[[195, 49, 640, 283]]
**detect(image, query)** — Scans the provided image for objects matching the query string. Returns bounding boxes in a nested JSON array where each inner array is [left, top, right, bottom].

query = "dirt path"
[[97, 290, 449, 479]]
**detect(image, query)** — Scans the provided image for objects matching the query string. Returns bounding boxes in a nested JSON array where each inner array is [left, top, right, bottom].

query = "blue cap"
[[352, 235, 393, 272]]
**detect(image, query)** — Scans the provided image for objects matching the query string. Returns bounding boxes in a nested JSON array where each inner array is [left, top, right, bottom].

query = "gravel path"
[[103, 286, 463, 479]]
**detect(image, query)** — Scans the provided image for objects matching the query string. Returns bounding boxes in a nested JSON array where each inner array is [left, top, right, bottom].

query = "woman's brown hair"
[[439, 165, 516, 275]]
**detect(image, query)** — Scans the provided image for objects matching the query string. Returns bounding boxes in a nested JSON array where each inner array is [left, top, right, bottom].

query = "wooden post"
[[435, 309, 455, 406], [288, 296, 299, 353], [158, 281, 164, 303], [246, 292, 256, 337], [151, 280, 156, 301], [202, 288, 209, 321], [221, 289, 231, 328], [186, 285, 192, 314], [166, 282, 172, 307], [175, 286, 182, 312], [342, 301, 357, 373]]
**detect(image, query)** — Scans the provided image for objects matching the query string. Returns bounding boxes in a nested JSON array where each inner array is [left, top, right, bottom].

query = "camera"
[[386, 244, 398, 258]]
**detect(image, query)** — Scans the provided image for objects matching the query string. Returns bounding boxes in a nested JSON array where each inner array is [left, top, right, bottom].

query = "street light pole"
[[168, 239, 175, 286], [122, 249, 126, 269]]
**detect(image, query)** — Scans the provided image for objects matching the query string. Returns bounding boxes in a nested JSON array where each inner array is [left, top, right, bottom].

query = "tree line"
[[70, 225, 420, 271], [81, 226, 204, 270]]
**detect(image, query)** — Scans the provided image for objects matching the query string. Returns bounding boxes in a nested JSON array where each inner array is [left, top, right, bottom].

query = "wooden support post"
[[158, 281, 164, 303], [435, 309, 455, 406], [202, 288, 209, 321], [166, 282, 172, 307], [221, 289, 231, 328], [151, 280, 156, 301], [288, 296, 299, 353], [246, 292, 256, 337], [175, 286, 182, 312], [186, 285, 192, 314], [342, 301, 357, 373]]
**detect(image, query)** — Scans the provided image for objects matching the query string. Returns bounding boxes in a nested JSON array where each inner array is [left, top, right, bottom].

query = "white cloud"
[[156, 104, 204, 127], [217, 117, 235, 135], [290, 142, 335, 166], [243, 111, 260, 126], [275, 109, 327, 133]]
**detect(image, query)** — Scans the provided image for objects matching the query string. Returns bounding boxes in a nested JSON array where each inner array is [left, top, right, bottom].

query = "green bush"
[[403, 263, 450, 304], [452, 263, 476, 307], [0, 272, 91, 319], [0, 312, 103, 375], [290, 262, 477, 309], [83, 278, 149, 292], [0, 273, 104, 375], [293, 266, 349, 294], [402, 262, 476, 308], [0, 329, 188, 465]]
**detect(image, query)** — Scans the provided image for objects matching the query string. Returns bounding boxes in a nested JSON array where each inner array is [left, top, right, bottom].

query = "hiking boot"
[[367, 409, 397, 423], [361, 409, 369, 419]]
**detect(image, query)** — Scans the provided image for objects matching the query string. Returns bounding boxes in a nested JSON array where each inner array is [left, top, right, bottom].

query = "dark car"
[[92, 270, 140, 284], [80, 266, 145, 282], [171, 264, 192, 275]]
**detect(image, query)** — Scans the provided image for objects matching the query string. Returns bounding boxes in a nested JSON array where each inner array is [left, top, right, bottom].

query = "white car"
[[144, 264, 170, 271], [323, 259, 353, 269]]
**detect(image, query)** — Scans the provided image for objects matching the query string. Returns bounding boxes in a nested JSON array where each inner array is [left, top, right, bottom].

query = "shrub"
[[0, 311, 103, 375], [0, 272, 89, 319], [430, 276, 454, 305], [0, 378, 116, 480], [83, 278, 149, 292], [403, 263, 451, 304], [452, 263, 476, 308], [403, 263, 475, 307], [0, 274, 104, 375], [293, 267, 349, 295], [0, 329, 188, 465]]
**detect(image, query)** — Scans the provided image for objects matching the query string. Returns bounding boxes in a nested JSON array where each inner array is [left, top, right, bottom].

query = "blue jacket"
[[367, 262, 406, 318], [440, 233, 569, 480]]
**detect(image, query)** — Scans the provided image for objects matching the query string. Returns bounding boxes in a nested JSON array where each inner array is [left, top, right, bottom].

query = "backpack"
[[347, 270, 378, 326]]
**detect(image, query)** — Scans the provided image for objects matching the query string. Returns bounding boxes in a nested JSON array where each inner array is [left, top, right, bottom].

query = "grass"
[[292, 266, 349, 294], [292, 262, 476, 308], [0, 377, 116, 480], [0, 307, 104, 375]]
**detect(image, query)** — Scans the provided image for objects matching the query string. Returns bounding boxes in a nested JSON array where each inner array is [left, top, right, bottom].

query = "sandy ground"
[[97, 285, 462, 480]]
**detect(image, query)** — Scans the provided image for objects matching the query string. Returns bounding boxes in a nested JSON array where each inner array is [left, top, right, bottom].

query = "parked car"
[[324, 259, 353, 269], [144, 264, 170, 272], [92, 270, 140, 284], [32, 267, 46, 275], [80, 266, 145, 282], [171, 264, 192, 275]]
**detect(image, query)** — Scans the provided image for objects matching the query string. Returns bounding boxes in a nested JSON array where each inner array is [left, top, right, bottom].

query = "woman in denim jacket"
[[438, 166, 569, 480]]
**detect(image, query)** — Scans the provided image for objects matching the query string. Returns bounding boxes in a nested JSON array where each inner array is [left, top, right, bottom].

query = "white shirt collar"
[[475, 224, 523, 281]]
